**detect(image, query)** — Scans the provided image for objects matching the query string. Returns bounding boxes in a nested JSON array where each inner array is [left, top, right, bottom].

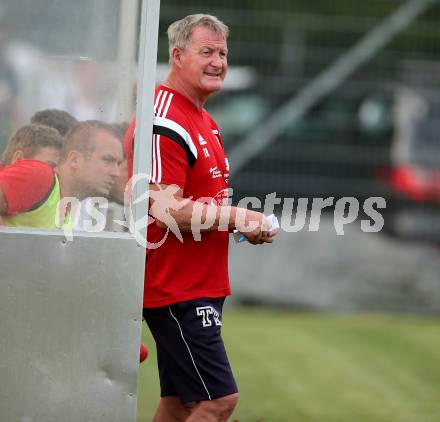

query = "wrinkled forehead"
[[189, 25, 227, 48]]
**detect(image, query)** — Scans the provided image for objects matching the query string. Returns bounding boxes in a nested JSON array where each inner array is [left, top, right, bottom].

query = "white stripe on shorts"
[[168, 306, 212, 400]]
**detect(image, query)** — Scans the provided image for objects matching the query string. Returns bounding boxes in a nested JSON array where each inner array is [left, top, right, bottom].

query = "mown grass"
[[137, 308, 440, 422]]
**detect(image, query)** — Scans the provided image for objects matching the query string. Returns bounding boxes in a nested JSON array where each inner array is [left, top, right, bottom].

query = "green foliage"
[[137, 309, 440, 422]]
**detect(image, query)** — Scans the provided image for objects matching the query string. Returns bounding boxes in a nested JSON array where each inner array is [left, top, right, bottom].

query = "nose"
[[110, 162, 120, 178], [210, 52, 224, 68]]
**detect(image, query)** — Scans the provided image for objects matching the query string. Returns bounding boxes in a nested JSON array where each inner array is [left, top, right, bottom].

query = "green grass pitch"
[[137, 308, 440, 422]]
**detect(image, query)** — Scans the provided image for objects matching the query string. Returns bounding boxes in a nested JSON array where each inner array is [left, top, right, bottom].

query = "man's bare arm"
[[148, 183, 276, 244]]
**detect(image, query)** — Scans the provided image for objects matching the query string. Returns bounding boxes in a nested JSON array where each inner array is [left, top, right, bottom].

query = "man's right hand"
[[235, 210, 275, 245]]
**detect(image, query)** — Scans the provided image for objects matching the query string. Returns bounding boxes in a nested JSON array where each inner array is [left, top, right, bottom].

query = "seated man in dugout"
[[30, 108, 78, 138], [0, 120, 122, 229], [1, 123, 62, 168], [0, 124, 63, 227], [69, 119, 128, 231]]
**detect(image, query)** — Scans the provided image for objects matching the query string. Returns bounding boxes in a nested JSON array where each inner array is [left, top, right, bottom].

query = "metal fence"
[[158, 0, 440, 242]]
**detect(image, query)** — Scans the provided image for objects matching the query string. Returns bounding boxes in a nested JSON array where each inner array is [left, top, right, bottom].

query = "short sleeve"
[[0, 160, 55, 214], [150, 135, 189, 188], [125, 116, 190, 189]]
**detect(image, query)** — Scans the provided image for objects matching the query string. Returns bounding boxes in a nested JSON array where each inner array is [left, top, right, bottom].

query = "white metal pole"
[[132, 0, 161, 243], [115, 0, 139, 121]]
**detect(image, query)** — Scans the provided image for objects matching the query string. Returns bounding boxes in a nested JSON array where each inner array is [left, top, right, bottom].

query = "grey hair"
[[167, 14, 229, 62]]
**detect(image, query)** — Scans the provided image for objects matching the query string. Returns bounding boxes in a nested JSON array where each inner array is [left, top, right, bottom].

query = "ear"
[[11, 150, 24, 163], [67, 150, 83, 169], [171, 47, 183, 67]]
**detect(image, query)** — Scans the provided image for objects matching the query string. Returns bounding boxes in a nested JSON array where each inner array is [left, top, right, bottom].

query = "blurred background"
[[154, 3, 440, 420], [1, 0, 439, 309], [159, 0, 440, 314], [0, 0, 439, 421]]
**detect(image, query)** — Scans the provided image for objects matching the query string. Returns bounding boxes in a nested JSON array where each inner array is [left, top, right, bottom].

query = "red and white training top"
[[125, 85, 231, 308]]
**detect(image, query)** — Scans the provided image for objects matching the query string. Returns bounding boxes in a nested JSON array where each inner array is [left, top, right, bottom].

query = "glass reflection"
[[0, 0, 136, 232]]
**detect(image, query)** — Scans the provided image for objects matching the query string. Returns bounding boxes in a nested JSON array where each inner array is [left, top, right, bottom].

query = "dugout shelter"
[[0, 1, 160, 421]]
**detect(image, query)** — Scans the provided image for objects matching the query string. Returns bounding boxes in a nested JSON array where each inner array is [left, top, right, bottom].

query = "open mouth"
[[204, 72, 221, 78]]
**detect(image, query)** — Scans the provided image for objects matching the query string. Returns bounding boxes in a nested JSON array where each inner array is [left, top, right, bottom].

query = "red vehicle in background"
[[382, 87, 440, 242]]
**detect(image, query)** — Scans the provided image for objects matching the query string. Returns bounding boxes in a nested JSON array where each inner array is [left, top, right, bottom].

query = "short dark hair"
[[61, 120, 117, 161], [30, 109, 78, 137], [2, 124, 63, 165]]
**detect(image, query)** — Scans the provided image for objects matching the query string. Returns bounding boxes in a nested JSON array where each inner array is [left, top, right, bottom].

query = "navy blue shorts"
[[143, 297, 237, 404]]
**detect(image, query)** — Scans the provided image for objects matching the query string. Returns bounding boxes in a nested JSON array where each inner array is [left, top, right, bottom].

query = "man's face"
[[178, 25, 228, 96], [32, 146, 60, 168], [77, 130, 123, 199]]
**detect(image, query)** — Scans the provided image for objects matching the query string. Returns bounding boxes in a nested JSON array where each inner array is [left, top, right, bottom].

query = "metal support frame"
[[0, 230, 146, 422], [229, 0, 436, 175], [132, 0, 161, 241], [116, 0, 140, 121]]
